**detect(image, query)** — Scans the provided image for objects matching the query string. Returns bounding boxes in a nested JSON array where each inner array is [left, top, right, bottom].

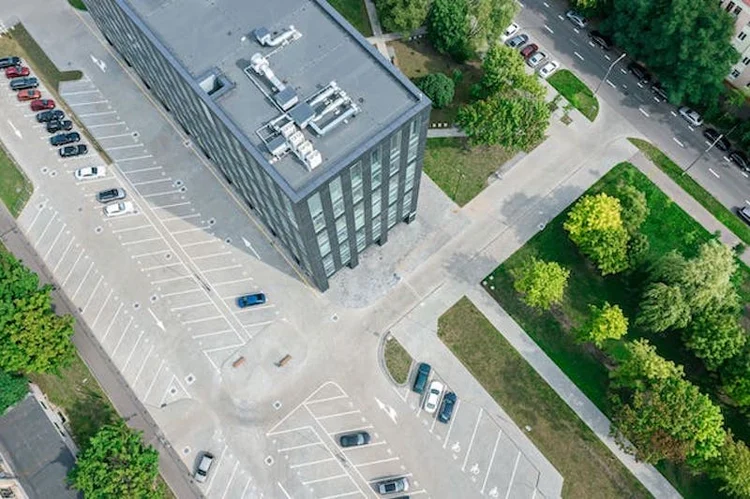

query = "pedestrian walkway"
[[362, 0, 388, 57], [426, 127, 466, 138]]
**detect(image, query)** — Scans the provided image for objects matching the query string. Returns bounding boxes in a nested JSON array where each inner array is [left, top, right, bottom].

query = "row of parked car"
[[413, 363, 457, 423], [502, 23, 559, 79]]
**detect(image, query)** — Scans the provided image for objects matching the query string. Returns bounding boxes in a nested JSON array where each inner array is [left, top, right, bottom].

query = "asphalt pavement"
[[516, 0, 750, 215]]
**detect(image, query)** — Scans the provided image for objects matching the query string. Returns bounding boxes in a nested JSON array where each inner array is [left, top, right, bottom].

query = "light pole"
[[595, 52, 627, 94], [682, 123, 739, 176]]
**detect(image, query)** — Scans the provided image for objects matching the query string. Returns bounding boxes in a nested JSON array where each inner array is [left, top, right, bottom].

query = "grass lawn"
[[630, 137, 750, 246], [423, 137, 514, 206], [485, 162, 741, 498], [68, 0, 87, 10], [0, 143, 32, 217], [328, 0, 372, 37], [383, 336, 412, 384], [547, 70, 599, 121], [391, 40, 482, 125], [438, 297, 651, 499]]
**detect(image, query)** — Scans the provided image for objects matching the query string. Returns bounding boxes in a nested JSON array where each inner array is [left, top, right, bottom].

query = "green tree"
[[707, 434, 750, 498], [570, 0, 613, 16], [512, 257, 570, 310], [426, 0, 471, 61], [466, 0, 518, 49], [684, 303, 746, 371], [416, 73, 455, 108], [611, 339, 684, 391], [69, 421, 163, 499], [721, 347, 750, 407], [457, 93, 550, 150], [677, 240, 736, 313], [627, 232, 650, 269], [472, 44, 545, 100], [579, 302, 628, 347], [613, 182, 649, 234], [0, 369, 28, 414], [375, 0, 430, 34], [611, 376, 726, 466], [636, 283, 691, 333], [604, 0, 738, 106]]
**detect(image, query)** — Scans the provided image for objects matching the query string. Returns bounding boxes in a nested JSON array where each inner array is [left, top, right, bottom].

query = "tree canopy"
[[472, 45, 545, 100], [636, 283, 691, 333], [512, 257, 570, 310], [708, 434, 750, 498], [613, 182, 649, 235], [0, 369, 28, 415], [69, 422, 163, 499], [426, 0, 471, 61], [722, 346, 750, 407], [611, 339, 684, 392], [416, 73, 455, 109], [466, 0, 518, 50], [579, 302, 628, 347], [375, 0, 430, 35], [684, 303, 747, 371]]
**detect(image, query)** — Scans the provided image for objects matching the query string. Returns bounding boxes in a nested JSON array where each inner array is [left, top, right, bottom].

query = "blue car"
[[236, 292, 266, 308], [437, 392, 457, 423], [412, 362, 431, 394]]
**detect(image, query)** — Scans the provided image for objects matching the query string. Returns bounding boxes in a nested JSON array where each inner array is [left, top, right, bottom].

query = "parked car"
[[5, 66, 29, 78], [738, 206, 750, 225], [376, 477, 409, 495], [526, 51, 546, 68], [46, 119, 73, 133], [423, 380, 445, 414], [0, 56, 20, 69], [538, 61, 560, 79], [17, 89, 41, 101], [703, 128, 731, 152], [50, 132, 81, 147], [96, 188, 126, 203], [627, 62, 651, 84], [194, 452, 214, 484], [30, 99, 55, 111], [729, 150, 749, 171], [501, 22, 519, 41], [412, 362, 431, 394], [520, 43, 539, 59], [59, 144, 88, 158], [505, 34, 529, 49], [75, 165, 106, 180], [651, 83, 668, 102], [566, 10, 587, 28], [339, 431, 370, 448], [589, 30, 612, 50], [236, 292, 266, 308], [437, 392, 457, 423], [678, 106, 703, 127], [10, 77, 38, 91], [36, 109, 64, 123], [103, 201, 135, 217]]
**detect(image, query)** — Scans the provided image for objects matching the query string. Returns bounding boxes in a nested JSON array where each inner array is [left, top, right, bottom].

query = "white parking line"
[[638, 108, 649, 118], [37, 212, 57, 244], [442, 399, 461, 449], [142, 190, 180, 198], [70, 100, 108, 106], [143, 359, 166, 401], [557, 14, 564, 20], [243, 320, 274, 328], [673, 137, 685, 147], [107, 143, 143, 151], [82, 275, 104, 312], [171, 226, 209, 235], [688, 125, 694, 132], [122, 330, 145, 371], [133, 178, 173, 186], [97, 132, 133, 140], [619, 68, 627, 74], [78, 110, 117, 118], [277, 482, 292, 499], [111, 316, 134, 357], [122, 236, 163, 246], [124, 166, 162, 174], [289, 457, 336, 469], [670, 110, 678, 117], [132, 249, 170, 258], [87, 121, 126, 129], [170, 301, 212, 311], [212, 277, 253, 286], [155, 201, 191, 209], [91, 290, 113, 327], [354, 457, 399, 468], [182, 315, 224, 324], [71, 262, 95, 300], [112, 224, 153, 234], [220, 462, 239, 499], [43, 223, 66, 259], [342, 440, 386, 451], [305, 395, 348, 405], [543, 25, 553, 34], [301, 474, 349, 486], [151, 275, 192, 284], [573, 27, 579, 34], [542, 1, 549, 6], [606, 79, 615, 88], [574, 51, 584, 61], [315, 410, 361, 421], [61, 89, 100, 96], [234, 304, 275, 313], [504, 452, 522, 499], [101, 302, 124, 342], [161, 288, 202, 298], [277, 441, 324, 452], [462, 409, 483, 471], [62, 251, 85, 287], [327, 425, 373, 436], [588, 41, 595, 47], [604, 54, 611, 60], [117, 154, 153, 162], [202, 264, 242, 273], [481, 431, 502, 493], [191, 329, 233, 339], [132, 345, 154, 386], [53, 238, 75, 273], [240, 478, 252, 499], [191, 251, 230, 260], [318, 492, 360, 499], [143, 262, 184, 271], [709, 168, 720, 179], [742, 171, 749, 178]]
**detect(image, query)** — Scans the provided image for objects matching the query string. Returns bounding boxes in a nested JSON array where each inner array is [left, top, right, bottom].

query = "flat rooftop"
[[124, 0, 422, 193]]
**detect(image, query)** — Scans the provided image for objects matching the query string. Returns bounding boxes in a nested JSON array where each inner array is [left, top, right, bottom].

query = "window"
[[404, 161, 416, 191], [727, 1, 737, 12], [323, 254, 335, 276], [731, 68, 742, 79], [743, 56, 750, 65], [340, 241, 351, 265], [388, 175, 399, 205], [407, 117, 420, 162], [307, 193, 325, 233], [402, 189, 413, 213], [350, 162, 363, 203], [330, 177, 344, 217], [336, 217, 348, 243], [356, 228, 366, 251], [354, 203, 365, 230], [371, 157, 382, 190], [735, 5, 743, 15], [371, 216, 382, 240], [317, 230, 331, 256], [739, 31, 747, 41], [388, 203, 398, 228], [371, 194, 381, 217], [389, 130, 401, 174]]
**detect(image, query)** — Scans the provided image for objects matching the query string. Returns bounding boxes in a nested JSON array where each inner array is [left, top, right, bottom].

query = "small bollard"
[[276, 354, 292, 367], [232, 356, 246, 368]]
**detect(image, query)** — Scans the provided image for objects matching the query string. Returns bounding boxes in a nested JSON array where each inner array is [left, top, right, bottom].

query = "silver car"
[[505, 34, 529, 49], [194, 452, 214, 483], [527, 51, 546, 68], [678, 106, 703, 127], [566, 10, 587, 28]]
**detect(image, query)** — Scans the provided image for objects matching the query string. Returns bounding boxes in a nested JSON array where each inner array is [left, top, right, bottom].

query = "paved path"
[[426, 127, 466, 138], [362, 0, 388, 57]]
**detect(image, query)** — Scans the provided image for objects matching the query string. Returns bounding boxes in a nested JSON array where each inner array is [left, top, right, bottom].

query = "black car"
[[339, 431, 371, 448], [703, 128, 730, 152], [50, 132, 81, 147], [36, 109, 64, 123], [627, 62, 651, 84], [9, 77, 38, 91], [589, 30, 612, 50], [412, 362, 431, 394], [96, 188, 126, 203], [729, 150, 749, 171], [0, 56, 20, 69], [651, 83, 668, 102], [59, 144, 88, 158], [738, 206, 750, 225], [46, 120, 73, 133], [437, 392, 457, 423]]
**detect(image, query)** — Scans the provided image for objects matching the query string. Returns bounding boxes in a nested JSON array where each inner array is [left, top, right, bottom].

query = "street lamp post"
[[595, 52, 627, 95], [682, 123, 739, 176]]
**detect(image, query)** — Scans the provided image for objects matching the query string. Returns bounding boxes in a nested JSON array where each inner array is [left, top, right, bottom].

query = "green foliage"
[[613, 182, 649, 234], [0, 251, 75, 374], [611, 375, 726, 466], [604, 0, 738, 106], [512, 257, 570, 310], [465, 0, 518, 50], [416, 73, 455, 108], [570, 0, 612, 15], [636, 283, 691, 333], [721, 347, 750, 407], [563, 193, 631, 275], [0, 369, 28, 414], [472, 45, 544, 100], [426, 0, 471, 61], [683, 302, 746, 371], [627, 231, 650, 269], [707, 434, 750, 498], [611, 339, 684, 392], [674, 240, 736, 313], [579, 302, 628, 347], [69, 421, 163, 499], [375, 0, 429, 34]]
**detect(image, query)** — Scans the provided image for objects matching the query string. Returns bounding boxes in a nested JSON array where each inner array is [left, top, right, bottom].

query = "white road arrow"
[[241, 236, 261, 260], [374, 397, 398, 424], [148, 308, 165, 331], [6, 119, 22, 139], [90, 54, 107, 73]]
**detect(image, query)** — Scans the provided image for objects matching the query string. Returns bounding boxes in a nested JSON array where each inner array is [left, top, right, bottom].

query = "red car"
[[5, 66, 30, 78], [30, 99, 55, 111], [17, 89, 42, 101], [521, 43, 539, 59]]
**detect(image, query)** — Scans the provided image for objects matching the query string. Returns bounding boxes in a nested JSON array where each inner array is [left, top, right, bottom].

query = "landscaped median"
[[438, 297, 650, 499], [630, 137, 750, 246], [383, 335, 412, 384], [0, 143, 32, 217], [547, 69, 599, 122]]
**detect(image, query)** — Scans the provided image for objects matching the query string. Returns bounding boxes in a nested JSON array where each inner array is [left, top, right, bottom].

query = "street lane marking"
[[673, 137, 685, 147], [191, 329, 233, 339], [638, 108, 649, 117], [709, 168, 720, 179], [315, 410, 361, 420], [544, 24, 554, 34], [606, 79, 615, 88], [670, 110, 677, 117]]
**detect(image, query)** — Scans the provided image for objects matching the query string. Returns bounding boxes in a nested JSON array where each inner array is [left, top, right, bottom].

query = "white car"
[[103, 201, 135, 217], [678, 106, 704, 127], [527, 51, 547, 68], [566, 10, 587, 29], [74, 165, 106, 180], [423, 380, 445, 414], [538, 61, 560, 79], [194, 452, 214, 483], [501, 22, 519, 41]]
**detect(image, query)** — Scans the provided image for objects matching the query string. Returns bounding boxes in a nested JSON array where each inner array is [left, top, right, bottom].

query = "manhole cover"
[[165, 253, 172, 260], [174, 179, 183, 187], [38, 203, 44, 209], [273, 401, 282, 410], [183, 140, 191, 147], [185, 374, 195, 385], [95, 226, 103, 234], [50, 170, 58, 177], [538, 223, 546, 230], [132, 131, 139, 138], [224, 237, 232, 244], [264, 456, 274, 466], [179, 186, 187, 193], [170, 387, 177, 395], [150, 295, 158, 303], [133, 302, 140, 310], [208, 217, 216, 225], [331, 314, 339, 322], [41, 167, 49, 174], [183, 447, 190, 455]]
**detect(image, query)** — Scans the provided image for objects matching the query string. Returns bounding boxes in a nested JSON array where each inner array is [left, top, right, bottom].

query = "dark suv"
[[412, 362, 431, 394], [50, 132, 81, 147], [59, 144, 88, 158], [589, 30, 612, 50], [96, 188, 126, 203], [46, 120, 73, 133], [703, 128, 730, 152], [627, 62, 651, 84], [10, 77, 39, 91], [36, 109, 64, 123], [0, 56, 20, 69]]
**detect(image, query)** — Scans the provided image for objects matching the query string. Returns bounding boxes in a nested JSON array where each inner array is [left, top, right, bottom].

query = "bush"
[[416, 73, 455, 108]]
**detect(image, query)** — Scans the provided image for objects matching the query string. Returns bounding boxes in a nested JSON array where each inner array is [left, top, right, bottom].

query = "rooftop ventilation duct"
[[254, 25, 302, 47]]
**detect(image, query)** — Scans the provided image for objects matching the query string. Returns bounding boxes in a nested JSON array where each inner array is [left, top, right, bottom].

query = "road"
[[516, 0, 750, 214]]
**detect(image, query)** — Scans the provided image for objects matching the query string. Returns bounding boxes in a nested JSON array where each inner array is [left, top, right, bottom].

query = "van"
[[10, 77, 38, 91], [412, 362, 431, 394]]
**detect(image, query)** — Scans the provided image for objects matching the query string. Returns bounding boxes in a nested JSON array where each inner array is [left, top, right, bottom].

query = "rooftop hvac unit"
[[288, 130, 305, 148], [305, 150, 322, 169], [297, 140, 313, 157], [280, 122, 297, 138], [255, 25, 301, 47]]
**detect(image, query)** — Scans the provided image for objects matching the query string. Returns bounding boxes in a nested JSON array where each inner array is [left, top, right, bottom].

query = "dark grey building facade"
[[82, 0, 431, 290]]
